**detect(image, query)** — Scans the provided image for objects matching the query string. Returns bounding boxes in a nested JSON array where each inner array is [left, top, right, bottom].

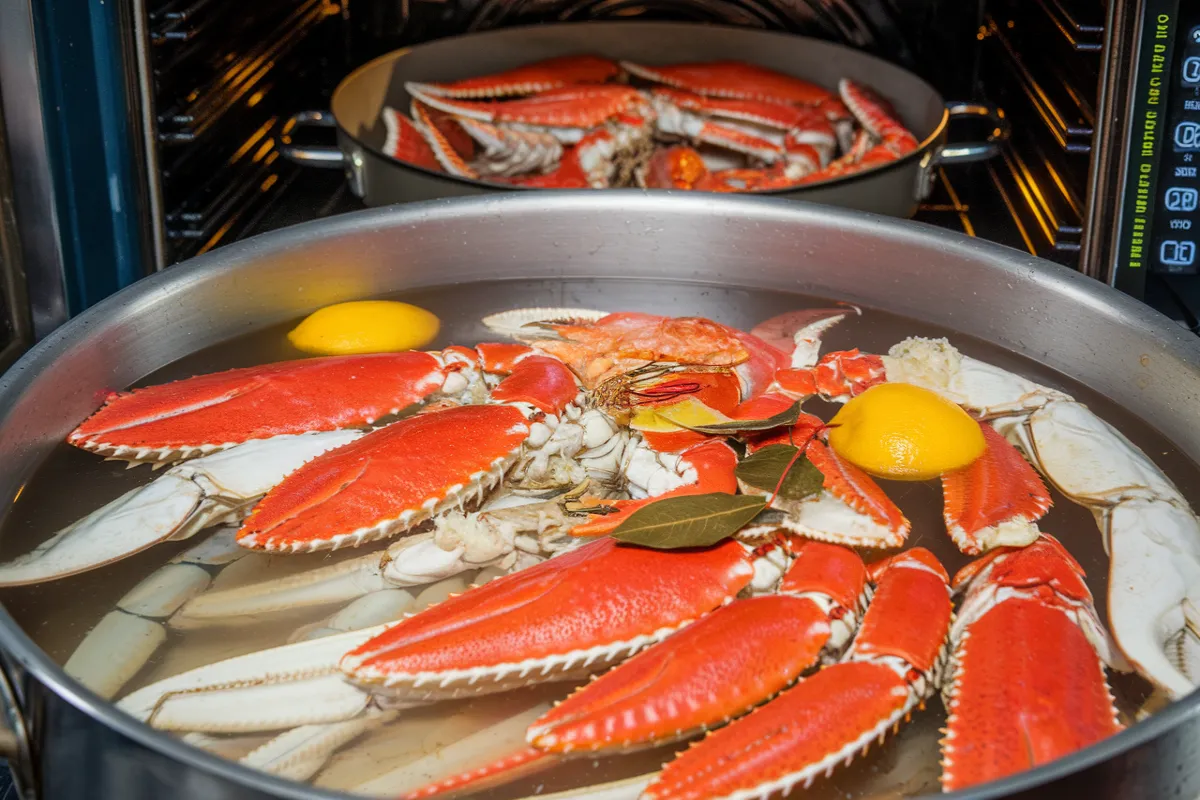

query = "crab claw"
[[68, 352, 459, 464], [748, 307, 857, 363], [642, 548, 951, 800], [942, 535, 1123, 790], [405, 56, 620, 99], [768, 439, 911, 549], [481, 308, 610, 340], [774, 348, 886, 402], [941, 422, 1052, 554], [404, 85, 645, 141], [238, 357, 580, 553], [0, 431, 362, 587]]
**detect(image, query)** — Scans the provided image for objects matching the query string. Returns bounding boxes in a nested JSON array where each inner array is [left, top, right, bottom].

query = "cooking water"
[[0, 278, 1188, 799]]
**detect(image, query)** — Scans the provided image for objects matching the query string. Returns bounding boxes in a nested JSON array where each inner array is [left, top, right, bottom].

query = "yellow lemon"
[[287, 301, 440, 355], [827, 383, 985, 480]]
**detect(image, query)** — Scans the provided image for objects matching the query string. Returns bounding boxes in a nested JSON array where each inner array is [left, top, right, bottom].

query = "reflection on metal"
[[1032, 0, 1104, 53], [132, 0, 170, 270], [984, 15, 1094, 153], [0, 0, 68, 339]]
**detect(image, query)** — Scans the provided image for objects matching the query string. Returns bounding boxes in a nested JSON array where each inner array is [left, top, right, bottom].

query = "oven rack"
[[148, 0, 343, 263], [977, 0, 1103, 267]]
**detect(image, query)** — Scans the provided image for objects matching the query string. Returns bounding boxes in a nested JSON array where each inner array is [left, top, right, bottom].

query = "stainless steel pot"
[[278, 22, 1008, 217], [0, 193, 1198, 800]]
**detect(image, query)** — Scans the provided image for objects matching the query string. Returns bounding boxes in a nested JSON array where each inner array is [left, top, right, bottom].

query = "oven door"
[[0, 87, 34, 372]]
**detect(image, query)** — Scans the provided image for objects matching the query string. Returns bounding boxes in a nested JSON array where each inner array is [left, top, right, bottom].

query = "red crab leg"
[[652, 89, 832, 133], [774, 348, 886, 401], [942, 535, 1122, 791], [569, 439, 739, 537], [405, 56, 621, 99], [942, 422, 1052, 554], [621, 61, 834, 106], [531, 540, 867, 749], [340, 535, 756, 698], [68, 352, 459, 463], [839, 79, 918, 152], [236, 356, 579, 552], [498, 123, 640, 189], [411, 102, 478, 179], [381, 108, 442, 171], [400, 540, 868, 800], [644, 548, 952, 800], [406, 85, 645, 135]]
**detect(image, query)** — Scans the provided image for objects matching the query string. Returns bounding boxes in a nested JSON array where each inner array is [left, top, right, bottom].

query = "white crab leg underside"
[[173, 549, 395, 625], [1015, 401, 1185, 505], [343, 621, 693, 701], [240, 711, 398, 782], [0, 430, 363, 587], [116, 623, 404, 733], [778, 492, 906, 549], [1107, 499, 1200, 697]]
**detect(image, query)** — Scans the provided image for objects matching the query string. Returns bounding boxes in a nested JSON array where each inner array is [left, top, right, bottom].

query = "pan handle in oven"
[[279, 110, 345, 168], [931, 102, 1010, 166]]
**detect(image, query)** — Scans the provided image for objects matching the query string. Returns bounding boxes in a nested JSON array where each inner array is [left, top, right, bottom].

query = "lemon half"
[[288, 301, 440, 355], [827, 383, 985, 481]]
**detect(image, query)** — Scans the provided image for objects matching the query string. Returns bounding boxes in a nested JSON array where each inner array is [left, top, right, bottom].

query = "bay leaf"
[[611, 494, 768, 550], [675, 401, 803, 435], [736, 444, 825, 502]]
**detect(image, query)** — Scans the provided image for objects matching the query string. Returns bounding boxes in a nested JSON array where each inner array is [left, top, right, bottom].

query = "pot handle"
[[278, 111, 345, 168], [0, 661, 35, 797], [930, 102, 1010, 166]]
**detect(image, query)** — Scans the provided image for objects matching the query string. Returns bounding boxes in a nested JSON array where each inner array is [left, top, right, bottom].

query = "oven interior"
[[147, 0, 1106, 275], [6, 0, 1196, 335]]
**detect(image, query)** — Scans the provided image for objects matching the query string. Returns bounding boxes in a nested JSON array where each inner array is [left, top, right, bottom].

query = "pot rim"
[[0, 191, 1197, 800], [328, 21, 948, 195]]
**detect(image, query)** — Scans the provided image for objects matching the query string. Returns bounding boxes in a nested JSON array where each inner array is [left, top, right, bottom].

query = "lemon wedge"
[[827, 383, 985, 481], [629, 396, 732, 432], [288, 301, 440, 355]]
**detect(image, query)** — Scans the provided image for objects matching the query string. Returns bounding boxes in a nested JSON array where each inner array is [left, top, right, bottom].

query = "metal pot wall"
[[0, 193, 1197, 800], [278, 22, 1008, 217]]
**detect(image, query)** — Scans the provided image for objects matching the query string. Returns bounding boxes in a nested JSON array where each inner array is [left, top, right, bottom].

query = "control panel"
[[1114, 0, 1200, 296], [1154, 20, 1200, 274]]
